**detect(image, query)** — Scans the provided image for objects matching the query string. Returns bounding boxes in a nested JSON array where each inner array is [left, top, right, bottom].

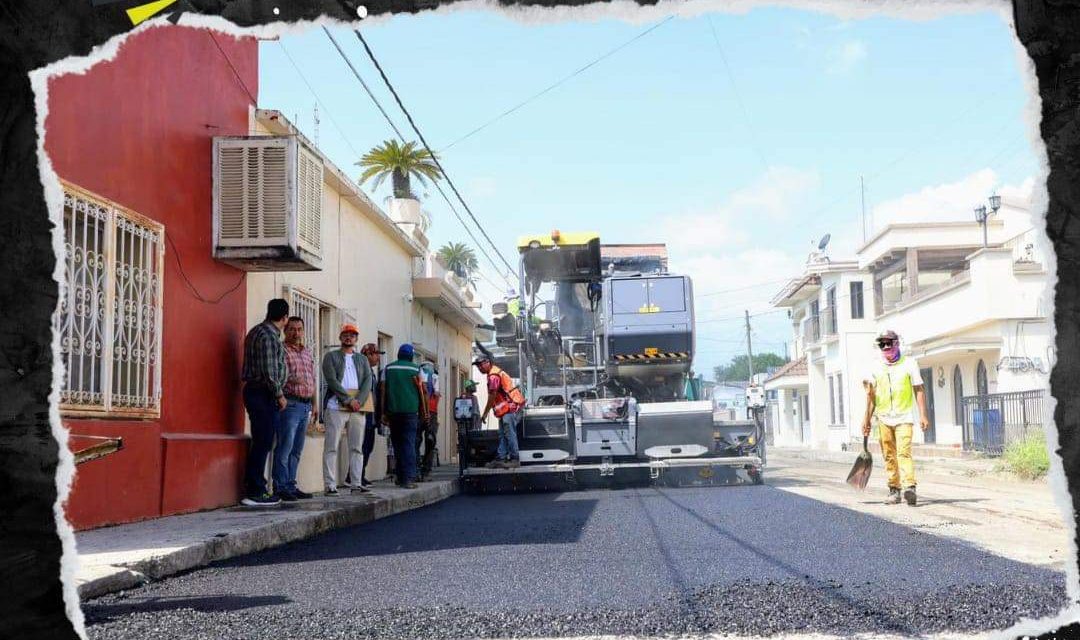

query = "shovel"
[[846, 436, 873, 490]]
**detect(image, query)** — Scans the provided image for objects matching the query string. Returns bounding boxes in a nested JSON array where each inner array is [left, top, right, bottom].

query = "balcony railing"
[[803, 314, 821, 344], [960, 389, 1045, 456], [1003, 228, 1043, 266], [821, 306, 837, 337]]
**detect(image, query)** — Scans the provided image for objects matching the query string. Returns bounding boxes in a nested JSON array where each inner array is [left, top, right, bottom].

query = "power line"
[[697, 277, 794, 298], [319, 27, 516, 290], [207, 31, 257, 105], [439, 15, 676, 152], [348, 27, 520, 280], [277, 40, 362, 158], [706, 16, 768, 171]]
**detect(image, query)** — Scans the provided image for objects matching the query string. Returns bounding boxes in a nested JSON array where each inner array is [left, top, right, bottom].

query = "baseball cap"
[[464, 380, 477, 391], [875, 329, 899, 346], [361, 343, 385, 355], [340, 323, 360, 336], [397, 343, 415, 360]]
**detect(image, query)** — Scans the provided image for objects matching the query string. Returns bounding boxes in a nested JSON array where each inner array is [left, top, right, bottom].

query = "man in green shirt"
[[861, 330, 931, 506], [380, 343, 429, 488]]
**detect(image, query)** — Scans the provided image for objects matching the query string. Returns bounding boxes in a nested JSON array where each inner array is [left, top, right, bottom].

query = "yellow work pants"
[[879, 422, 915, 489]]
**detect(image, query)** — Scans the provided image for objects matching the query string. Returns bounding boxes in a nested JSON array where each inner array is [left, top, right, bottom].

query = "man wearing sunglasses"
[[861, 330, 931, 506]]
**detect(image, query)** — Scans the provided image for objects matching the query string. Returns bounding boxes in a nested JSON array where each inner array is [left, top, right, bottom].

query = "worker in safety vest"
[[861, 329, 930, 506], [474, 355, 525, 469]]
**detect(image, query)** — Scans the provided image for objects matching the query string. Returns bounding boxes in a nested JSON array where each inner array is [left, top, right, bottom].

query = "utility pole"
[[860, 175, 867, 243], [745, 309, 755, 384]]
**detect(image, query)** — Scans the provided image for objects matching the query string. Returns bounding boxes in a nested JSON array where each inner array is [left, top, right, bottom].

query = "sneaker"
[[884, 488, 901, 505], [485, 460, 503, 469], [402, 482, 419, 489], [903, 487, 917, 506], [360, 478, 373, 488], [241, 493, 281, 507], [504, 459, 521, 469], [325, 487, 339, 497], [277, 491, 299, 502], [351, 485, 371, 494], [293, 489, 314, 500]]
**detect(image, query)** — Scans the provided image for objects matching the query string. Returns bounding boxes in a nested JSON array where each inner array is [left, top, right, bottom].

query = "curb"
[[77, 477, 458, 600]]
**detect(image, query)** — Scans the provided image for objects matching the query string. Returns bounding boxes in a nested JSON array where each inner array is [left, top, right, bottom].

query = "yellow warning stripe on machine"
[[613, 352, 690, 361]]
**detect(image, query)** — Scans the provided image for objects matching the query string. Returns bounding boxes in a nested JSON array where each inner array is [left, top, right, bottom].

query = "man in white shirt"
[[321, 324, 373, 496]]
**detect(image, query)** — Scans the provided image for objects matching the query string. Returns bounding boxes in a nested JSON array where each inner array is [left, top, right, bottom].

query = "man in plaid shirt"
[[241, 298, 290, 507], [272, 316, 319, 501]]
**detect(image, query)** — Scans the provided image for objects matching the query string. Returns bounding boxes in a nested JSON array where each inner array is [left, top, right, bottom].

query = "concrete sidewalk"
[[771, 445, 1005, 479], [75, 469, 459, 600]]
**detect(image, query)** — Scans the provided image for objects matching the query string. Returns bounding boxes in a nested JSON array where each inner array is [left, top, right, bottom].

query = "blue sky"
[[258, 5, 1038, 379]]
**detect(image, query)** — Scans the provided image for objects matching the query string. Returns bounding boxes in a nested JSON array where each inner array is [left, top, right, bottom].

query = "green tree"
[[357, 139, 442, 199], [713, 352, 788, 383], [438, 242, 480, 286]]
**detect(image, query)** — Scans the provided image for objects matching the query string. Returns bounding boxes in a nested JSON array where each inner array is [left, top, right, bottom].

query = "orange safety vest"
[[489, 365, 525, 417]]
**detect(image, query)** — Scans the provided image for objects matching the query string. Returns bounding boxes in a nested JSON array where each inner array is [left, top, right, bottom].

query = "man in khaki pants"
[[862, 330, 931, 506], [321, 324, 373, 496]]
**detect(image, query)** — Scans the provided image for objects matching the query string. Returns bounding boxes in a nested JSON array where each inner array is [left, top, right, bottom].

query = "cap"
[[397, 343, 415, 360], [340, 323, 360, 336], [360, 343, 385, 355], [473, 355, 491, 367], [464, 380, 477, 391], [875, 329, 899, 345]]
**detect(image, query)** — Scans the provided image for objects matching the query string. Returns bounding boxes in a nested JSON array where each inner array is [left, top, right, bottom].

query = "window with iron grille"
[[829, 375, 836, 424], [837, 373, 844, 423], [58, 181, 164, 417], [287, 287, 326, 411]]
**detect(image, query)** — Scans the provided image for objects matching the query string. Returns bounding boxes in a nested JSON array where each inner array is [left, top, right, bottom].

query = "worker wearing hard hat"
[[861, 330, 931, 506], [474, 355, 526, 468]]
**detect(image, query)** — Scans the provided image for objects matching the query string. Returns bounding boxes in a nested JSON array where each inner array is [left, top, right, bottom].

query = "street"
[[83, 453, 1069, 640]]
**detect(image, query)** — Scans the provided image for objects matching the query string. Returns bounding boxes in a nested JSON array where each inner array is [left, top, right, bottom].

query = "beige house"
[[240, 109, 486, 491]]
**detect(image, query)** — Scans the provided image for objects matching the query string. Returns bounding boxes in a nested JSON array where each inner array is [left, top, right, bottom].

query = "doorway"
[[920, 367, 937, 444]]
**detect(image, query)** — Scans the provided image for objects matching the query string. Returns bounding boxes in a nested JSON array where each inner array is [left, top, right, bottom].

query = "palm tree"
[[438, 242, 479, 286], [356, 139, 442, 199]]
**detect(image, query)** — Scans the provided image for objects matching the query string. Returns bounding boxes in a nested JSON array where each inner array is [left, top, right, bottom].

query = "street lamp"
[[973, 195, 1002, 248]]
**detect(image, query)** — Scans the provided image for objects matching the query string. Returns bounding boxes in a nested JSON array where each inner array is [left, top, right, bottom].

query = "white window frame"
[[58, 180, 164, 418]]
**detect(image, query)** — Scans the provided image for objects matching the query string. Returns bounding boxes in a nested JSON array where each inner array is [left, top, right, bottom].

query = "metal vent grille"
[[296, 144, 322, 255], [215, 138, 289, 246]]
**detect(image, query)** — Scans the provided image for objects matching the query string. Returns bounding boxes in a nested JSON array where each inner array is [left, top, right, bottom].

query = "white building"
[[241, 110, 486, 492], [769, 196, 1051, 454], [767, 255, 875, 449]]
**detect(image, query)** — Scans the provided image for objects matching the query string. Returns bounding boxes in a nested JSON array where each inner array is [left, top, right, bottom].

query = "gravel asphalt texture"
[[83, 484, 1068, 639]]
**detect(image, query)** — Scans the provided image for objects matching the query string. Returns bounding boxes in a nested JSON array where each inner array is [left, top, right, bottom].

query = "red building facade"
[[46, 25, 258, 530]]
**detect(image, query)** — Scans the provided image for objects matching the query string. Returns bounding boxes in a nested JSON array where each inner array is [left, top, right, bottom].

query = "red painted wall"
[[46, 25, 258, 530]]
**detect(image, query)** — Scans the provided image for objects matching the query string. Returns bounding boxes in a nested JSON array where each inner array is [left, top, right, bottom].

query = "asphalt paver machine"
[[459, 231, 764, 492]]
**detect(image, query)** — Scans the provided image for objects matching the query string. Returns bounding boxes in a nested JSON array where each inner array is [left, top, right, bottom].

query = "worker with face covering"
[[861, 330, 931, 506]]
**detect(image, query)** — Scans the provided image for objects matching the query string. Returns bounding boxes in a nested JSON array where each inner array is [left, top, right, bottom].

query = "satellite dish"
[[818, 233, 832, 251]]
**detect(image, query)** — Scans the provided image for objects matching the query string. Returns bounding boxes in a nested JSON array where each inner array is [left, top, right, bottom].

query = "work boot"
[[883, 487, 901, 505], [903, 486, 917, 506]]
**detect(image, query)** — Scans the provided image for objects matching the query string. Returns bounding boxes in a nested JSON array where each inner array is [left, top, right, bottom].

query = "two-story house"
[[770, 195, 1050, 455]]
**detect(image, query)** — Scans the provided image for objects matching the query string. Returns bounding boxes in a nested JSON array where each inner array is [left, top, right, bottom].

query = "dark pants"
[[361, 412, 378, 482], [243, 384, 281, 498], [389, 413, 418, 485], [416, 415, 437, 477]]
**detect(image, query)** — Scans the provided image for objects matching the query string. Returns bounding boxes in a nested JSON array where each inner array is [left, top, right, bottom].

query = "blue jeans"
[[389, 413, 418, 485], [497, 410, 521, 461], [272, 399, 310, 494], [243, 384, 282, 498]]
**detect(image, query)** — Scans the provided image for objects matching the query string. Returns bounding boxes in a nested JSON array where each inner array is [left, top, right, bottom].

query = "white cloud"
[[657, 166, 820, 256], [868, 168, 1036, 232], [826, 40, 867, 75]]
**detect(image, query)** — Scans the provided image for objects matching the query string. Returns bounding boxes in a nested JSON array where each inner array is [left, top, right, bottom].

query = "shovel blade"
[[845, 453, 873, 490]]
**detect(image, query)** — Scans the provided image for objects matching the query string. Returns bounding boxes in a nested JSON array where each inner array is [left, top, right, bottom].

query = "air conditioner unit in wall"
[[212, 135, 323, 271]]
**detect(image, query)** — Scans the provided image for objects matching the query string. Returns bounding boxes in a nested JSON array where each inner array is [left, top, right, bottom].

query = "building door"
[[920, 367, 936, 444]]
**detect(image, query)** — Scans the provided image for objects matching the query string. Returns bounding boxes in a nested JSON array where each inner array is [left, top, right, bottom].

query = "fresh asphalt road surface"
[[84, 483, 1068, 640]]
